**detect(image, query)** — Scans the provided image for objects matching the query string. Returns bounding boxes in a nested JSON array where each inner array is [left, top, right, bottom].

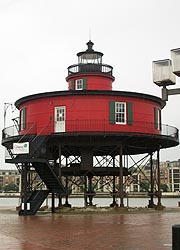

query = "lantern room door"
[[54, 106, 66, 132]]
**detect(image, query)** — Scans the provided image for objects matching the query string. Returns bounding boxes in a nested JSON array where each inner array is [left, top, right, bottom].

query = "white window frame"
[[75, 79, 83, 90], [157, 108, 161, 130], [115, 102, 126, 124], [20, 108, 26, 130]]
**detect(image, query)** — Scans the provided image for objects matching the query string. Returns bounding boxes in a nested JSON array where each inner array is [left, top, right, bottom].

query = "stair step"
[[33, 161, 68, 194], [19, 190, 49, 215]]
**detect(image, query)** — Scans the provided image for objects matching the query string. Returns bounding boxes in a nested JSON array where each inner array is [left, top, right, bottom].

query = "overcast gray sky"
[[0, 0, 180, 169]]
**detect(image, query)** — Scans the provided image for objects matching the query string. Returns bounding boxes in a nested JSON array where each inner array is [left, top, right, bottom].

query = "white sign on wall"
[[13, 142, 29, 154]]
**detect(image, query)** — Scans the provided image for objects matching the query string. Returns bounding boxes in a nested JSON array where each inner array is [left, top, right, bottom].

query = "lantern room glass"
[[78, 53, 102, 64], [77, 40, 103, 65]]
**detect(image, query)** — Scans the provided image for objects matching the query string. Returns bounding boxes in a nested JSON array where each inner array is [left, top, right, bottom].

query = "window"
[[76, 79, 83, 90], [173, 174, 180, 178], [109, 101, 133, 125], [154, 107, 161, 130], [20, 107, 26, 130], [71, 78, 87, 90], [56, 107, 65, 122], [174, 184, 180, 191], [115, 102, 126, 124]]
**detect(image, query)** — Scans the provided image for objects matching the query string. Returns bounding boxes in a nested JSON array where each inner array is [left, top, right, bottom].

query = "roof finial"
[[86, 40, 94, 52]]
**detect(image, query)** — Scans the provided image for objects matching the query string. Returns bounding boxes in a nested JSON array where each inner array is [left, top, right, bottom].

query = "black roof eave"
[[15, 90, 165, 109]]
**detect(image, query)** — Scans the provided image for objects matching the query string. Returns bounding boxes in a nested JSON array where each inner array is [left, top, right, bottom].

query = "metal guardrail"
[[67, 63, 113, 76], [2, 123, 37, 140], [2, 121, 179, 141]]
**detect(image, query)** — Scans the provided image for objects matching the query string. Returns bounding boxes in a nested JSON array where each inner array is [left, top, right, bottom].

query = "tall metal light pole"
[[153, 49, 180, 229], [152, 48, 180, 210]]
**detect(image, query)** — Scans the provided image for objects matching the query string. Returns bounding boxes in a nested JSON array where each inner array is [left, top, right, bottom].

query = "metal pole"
[[112, 156, 116, 205], [64, 157, 71, 207], [4, 103, 12, 129], [51, 192, 55, 213], [87, 174, 93, 206], [84, 176, 88, 206], [58, 145, 62, 207], [172, 225, 180, 250], [119, 146, 124, 207], [148, 153, 155, 208], [157, 149, 162, 207], [22, 163, 28, 214]]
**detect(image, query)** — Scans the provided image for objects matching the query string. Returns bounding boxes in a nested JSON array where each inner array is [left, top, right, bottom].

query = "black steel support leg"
[[119, 146, 124, 207], [52, 193, 55, 213], [84, 176, 88, 206], [157, 150, 162, 208], [64, 177, 71, 207], [22, 163, 28, 215], [87, 174, 94, 206], [110, 156, 118, 207], [58, 146, 62, 207], [148, 153, 155, 208]]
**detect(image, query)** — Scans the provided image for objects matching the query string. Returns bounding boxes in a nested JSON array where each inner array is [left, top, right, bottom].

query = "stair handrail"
[[31, 120, 52, 142], [7, 148, 22, 173], [26, 121, 52, 158], [17, 123, 37, 143]]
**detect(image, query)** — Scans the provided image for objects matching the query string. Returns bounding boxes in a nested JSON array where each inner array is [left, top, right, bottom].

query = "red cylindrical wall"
[[67, 74, 114, 91], [18, 92, 162, 136]]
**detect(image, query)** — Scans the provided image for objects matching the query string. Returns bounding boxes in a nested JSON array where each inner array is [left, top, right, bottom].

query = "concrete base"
[[148, 200, 155, 208], [110, 202, 118, 208], [154, 204, 165, 210]]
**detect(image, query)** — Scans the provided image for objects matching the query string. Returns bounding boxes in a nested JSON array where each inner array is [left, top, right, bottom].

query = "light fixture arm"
[[162, 86, 180, 101]]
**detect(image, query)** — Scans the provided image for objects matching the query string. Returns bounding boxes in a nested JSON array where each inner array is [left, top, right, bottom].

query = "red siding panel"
[[19, 94, 161, 136], [67, 74, 113, 91]]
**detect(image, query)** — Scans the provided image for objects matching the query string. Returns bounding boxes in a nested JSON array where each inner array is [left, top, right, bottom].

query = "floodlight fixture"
[[171, 48, 180, 77], [152, 59, 176, 87]]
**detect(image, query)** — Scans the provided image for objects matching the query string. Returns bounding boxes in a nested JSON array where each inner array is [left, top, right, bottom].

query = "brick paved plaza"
[[0, 208, 179, 250]]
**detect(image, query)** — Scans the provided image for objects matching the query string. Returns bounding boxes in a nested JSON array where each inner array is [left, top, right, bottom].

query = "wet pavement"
[[0, 208, 179, 250]]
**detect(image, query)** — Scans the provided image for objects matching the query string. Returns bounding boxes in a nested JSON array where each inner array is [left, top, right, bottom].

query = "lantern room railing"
[[67, 63, 113, 76], [2, 121, 179, 142]]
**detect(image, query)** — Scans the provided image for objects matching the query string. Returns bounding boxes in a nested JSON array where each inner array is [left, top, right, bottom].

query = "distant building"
[[167, 160, 180, 192], [1, 159, 180, 194], [0, 169, 20, 192], [128, 160, 180, 193]]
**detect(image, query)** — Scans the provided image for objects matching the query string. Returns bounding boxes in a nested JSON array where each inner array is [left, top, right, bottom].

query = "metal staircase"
[[4, 123, 68, 215], [7, 148, 22, 173], [19, 190, 49, 216], [33, 160, 68, 194]]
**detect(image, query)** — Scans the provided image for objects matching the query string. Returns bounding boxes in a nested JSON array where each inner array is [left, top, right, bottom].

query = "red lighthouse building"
[[2, 41, 179, 215]]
